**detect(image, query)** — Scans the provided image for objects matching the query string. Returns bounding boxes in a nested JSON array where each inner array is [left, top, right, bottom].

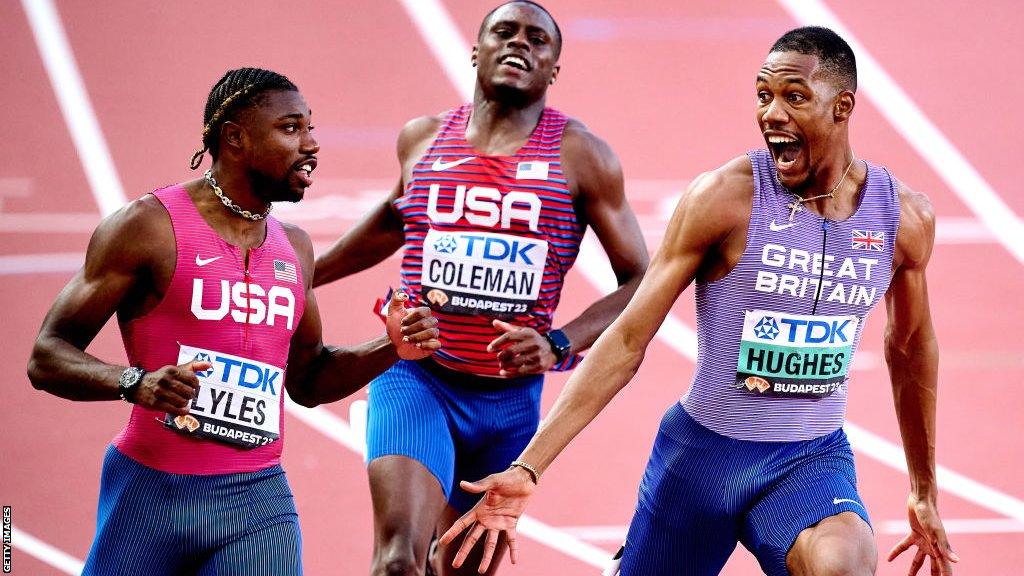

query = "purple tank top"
[[682, 150, 899, 441]]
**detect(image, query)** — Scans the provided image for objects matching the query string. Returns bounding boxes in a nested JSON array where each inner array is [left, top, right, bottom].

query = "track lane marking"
[[21, 0, 127, 216], [10, 525, 84, 575]]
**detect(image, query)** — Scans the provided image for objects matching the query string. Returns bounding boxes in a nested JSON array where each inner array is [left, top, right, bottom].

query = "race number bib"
[[163, 344, 282, 449], [736, 310, 858, 399], [420, 228, 548, 318]]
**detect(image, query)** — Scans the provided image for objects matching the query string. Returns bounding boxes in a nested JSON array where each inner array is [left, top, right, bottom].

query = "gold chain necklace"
[[204, 170, 272, 221], [783, 158, 856, 221]]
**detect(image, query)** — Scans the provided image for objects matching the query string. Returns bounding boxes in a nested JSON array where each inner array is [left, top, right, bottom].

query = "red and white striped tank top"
[[394, 104, 583, 377], [113, 184, 305, 474]]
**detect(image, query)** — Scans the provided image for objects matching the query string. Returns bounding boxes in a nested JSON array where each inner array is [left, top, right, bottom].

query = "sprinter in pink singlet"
[[29, 68, 440, 576], [314, 3, 648, 575], [444, 27, 958, 576]]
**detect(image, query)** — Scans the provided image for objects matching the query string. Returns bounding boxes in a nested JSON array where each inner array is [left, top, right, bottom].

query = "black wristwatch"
[[543, 329, 572, 363], [118, 367, 146, 403]]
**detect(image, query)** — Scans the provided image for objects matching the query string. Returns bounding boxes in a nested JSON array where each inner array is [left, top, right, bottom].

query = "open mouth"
[[766, 134, 802, 172], [498, 54, 531, 72], [294, 158, 317, 187]]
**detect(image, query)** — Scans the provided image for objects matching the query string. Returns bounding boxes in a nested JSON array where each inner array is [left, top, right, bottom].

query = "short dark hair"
[[478, 1, 562, 59], [190, 67, 298, 169], [770, 26, 857, 92]]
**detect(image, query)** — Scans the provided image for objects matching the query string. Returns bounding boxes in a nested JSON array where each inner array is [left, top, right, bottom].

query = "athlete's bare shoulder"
[[89, 193, 173, 261], [397, 114, 445, 165], [658, 154, 755, 270], [893, 180, 935, 270], [559, 118, 622, 201], [280, 221, 315, 288], [684, 154, 754, 227]]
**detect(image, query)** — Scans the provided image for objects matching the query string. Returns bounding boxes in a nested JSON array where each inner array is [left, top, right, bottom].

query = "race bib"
[[736, 310, 858, 399], [163, 344, 282, 449], [420, 228, 548, 318]]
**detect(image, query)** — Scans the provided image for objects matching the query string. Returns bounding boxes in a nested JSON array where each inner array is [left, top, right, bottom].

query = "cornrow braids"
[[190, 67, 298, 169]]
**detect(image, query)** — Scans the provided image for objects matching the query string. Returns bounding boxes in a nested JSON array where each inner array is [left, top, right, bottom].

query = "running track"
[[2, 1, 1022, 574]]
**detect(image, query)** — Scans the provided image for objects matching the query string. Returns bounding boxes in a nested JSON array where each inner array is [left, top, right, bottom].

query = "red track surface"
[[2, 1, 1021, 574]]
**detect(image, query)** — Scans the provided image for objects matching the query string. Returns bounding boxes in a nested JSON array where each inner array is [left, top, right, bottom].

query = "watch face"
[[119, 367, 144, 388]]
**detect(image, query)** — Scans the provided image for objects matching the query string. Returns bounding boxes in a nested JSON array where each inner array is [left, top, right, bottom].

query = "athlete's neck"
[[190, 166, 269, 248], [467, 91, 546, 156]]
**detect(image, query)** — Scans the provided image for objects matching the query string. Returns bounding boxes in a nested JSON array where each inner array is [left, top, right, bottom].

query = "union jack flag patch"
[[274, 259, 298, 283], [851, 230, 884, 251]]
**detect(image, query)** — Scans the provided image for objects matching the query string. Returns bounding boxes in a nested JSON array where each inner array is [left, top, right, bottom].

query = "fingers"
[[487, 320, 526, 351], [507, 529, 519, 565], [388, 290, 410, 314], [400, 315, 440, 344], [187, 360, 212, 373], [459, 479, 487, 494], [908, 548, 925, 576], [453, 523, 486, 569], [440, 512, 478, 546], [478, 528, 499, 574], [888, 533, 915, 562], [492, 319, 517, 334]]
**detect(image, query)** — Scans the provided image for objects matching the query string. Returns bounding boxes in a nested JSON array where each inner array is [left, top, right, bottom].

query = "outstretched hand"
[[887, 494, 959, 575], [385, 291, 441, 360], [439, 466, 537, 573], [487, 319, 557, 377]]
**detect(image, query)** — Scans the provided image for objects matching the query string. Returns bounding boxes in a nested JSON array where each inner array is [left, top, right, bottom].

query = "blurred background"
[[2, 0, 1022, 574]]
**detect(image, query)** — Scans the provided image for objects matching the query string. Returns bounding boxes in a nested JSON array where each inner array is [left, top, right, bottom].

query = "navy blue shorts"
[[82, 445, 302, 576], [366, 359, 543, 512], [620, 403, 870, 576]]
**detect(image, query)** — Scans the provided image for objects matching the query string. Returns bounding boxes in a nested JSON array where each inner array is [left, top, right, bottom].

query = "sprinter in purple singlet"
[[442, 27, 958, 576]]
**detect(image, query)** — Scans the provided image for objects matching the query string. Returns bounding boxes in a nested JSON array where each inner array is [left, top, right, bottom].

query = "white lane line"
[[774, 0, 1024, 265], [21, 0, 127, 217], [0, 252, 84, 275], [283, 399, 612, 568], [559, 518, 1024, 541], [404, 0, 1024, 564], [396, 0, 475, 100], [11, 526, 84, 575]]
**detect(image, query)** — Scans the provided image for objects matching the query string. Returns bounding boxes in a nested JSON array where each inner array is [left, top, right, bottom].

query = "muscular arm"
[[313, 116, 442, 287], [27, 198, 168, 400], [285, 225, 438, 407], [884, 187, 940, 499], [884, 186, 958, 574], [521, 162, 747, 473], [553, 122, 649, 354]]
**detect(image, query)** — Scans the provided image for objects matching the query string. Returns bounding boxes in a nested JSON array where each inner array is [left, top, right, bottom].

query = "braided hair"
[[190, 67, 298, 169]]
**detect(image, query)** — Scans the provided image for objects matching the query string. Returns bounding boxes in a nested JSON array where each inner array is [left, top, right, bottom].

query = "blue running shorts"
[[82, 445, 301, 576], [619, 402, 870, 576], [366, 359, 543, 512]]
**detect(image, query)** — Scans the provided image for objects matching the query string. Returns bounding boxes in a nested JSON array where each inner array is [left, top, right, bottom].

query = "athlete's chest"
[[398, 154, 574, 234], [177, 241, 305, 332]]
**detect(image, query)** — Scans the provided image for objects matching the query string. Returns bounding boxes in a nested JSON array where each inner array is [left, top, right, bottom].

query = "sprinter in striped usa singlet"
[[313, 3, 647, 574], [441, 27, 957, 576], [29, 68, 440, 576]]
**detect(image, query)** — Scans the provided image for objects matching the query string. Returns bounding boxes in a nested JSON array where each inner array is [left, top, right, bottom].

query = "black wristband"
[[543, 329, 571, 363]]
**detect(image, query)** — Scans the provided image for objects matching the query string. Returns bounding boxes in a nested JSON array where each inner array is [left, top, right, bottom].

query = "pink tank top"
[[113, 184, 305, 474]]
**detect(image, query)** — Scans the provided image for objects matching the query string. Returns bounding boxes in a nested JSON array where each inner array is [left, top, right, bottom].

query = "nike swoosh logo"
[[195, 255, 222, 267], [769, 220, 797, 232], [833, 498, 864, 509], [431, 156, 476, 171]]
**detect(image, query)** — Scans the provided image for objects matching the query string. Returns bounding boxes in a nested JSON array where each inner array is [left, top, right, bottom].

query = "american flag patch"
[[851, 230, 885, 251], [274, 259, 298, 283], [515, 161, 549, 180]]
